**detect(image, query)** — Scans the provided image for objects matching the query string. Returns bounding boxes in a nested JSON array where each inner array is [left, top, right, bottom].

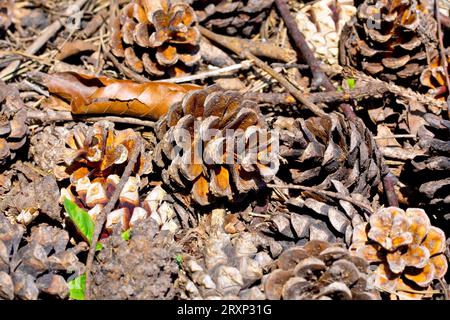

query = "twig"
[[267, 183, 374, 214], [434, 0, 450, 117], [161, 61, 253, 84], [244, 51, 326, 116], [274, 0, 334, 90], [243, 92, 296, 105], [0, 0, 90, 80], [199, 26, 296, 63], [382, 173, 399, 207], [106, 51, 148, 83], [84, 137, 142, 300]]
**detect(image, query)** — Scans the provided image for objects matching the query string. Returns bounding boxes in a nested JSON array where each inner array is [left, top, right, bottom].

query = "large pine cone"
[[177, 209, 279, 299], [351, 207, 448, 299], [420, 54, 450, 100], [340, 0, 438, 88], [110, 0, 201, 78], [154, 86, 279, 206], [264, 240, 380, 300], [0, 83, 28, 166], [91, 217, 180, 300], [269, 112, 385, 245], [190, 0, 274, 37], [0, 215, 85, 300]]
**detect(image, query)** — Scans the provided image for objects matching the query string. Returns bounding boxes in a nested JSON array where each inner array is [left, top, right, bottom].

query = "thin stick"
[[161, 61, 252, 83], [106, 51, 148, 83], [84, 137, 142, 300], [274, 0, 334, 91], [0, 0, 90, 80], [267, 183, 374, 214]]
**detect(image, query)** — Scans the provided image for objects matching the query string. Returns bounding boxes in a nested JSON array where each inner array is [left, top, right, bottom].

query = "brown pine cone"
[[0, 83, 28, 166], [110, 0, 201, 78], [269, 112, 385, 245], [154, 86, 279, 206], [263, 240, 380, 300], [189, 0, 274, 37], [340, 0, 439, 88], [0, 214, 85, 300], [91, 217, 180, 300], [351, 207, 448, 299]]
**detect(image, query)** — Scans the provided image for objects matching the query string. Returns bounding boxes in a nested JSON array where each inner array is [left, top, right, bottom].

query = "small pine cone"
[[264, 240, 380, 300], [0, 214, 86, 300], [91, 217, 180, 300], [55, 121, 152, 182], [420, 54, 450, 100], [269, 112, 385, 245], [29, 125, 69, 173], [295, 0, 356, 66], [340, 0, 439, 88], [351, 207, 448, 300], [190, 0, 274, 37], [154, 86, 279, 206], [110, 0, 201, 78], [405, 114, 450, 214], [0, 83, 28, 166], [177, 209, 277, 300]]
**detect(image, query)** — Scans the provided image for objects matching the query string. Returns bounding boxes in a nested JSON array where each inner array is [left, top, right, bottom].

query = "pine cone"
[[110, 0, 201, 78], [0, 0, 13, 35], [420, 54, 450, 100], [351, 207, 448, 300], [177, 209, 278, 300], [0, 214, 85, 300], [269, 112, 385, 245], [154, 86, 279, 206], [404, 114, 450, 214], [295, 0, 356, 66], [263, 240, 380, 300], [190, 0, 274, 37], [0, 83, 28, 166], [340, 0, 439, 87], [91, 217, 180, 300]]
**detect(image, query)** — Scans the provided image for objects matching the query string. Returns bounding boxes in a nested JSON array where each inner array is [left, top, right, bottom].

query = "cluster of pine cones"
[[0, 0, 449, 301]]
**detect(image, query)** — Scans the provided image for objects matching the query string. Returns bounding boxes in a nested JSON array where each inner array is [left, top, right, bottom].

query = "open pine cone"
[[110, 0, 201, 78], [0, 215, 85, 300], [340, 0, 439, 88], [0, 82, 28, 166], [189, 0, 274, 37], [264, 240, 380, 300], [269, 112, 385, 245], [154, 86, 279, 206], [351, 207, 448, 300]]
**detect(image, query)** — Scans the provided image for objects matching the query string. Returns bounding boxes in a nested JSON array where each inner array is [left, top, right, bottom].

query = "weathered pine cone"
[[110, 0, 201, 78], [351, 207, 448, 300], [91, 217, 180, 300], [420, 54, 450, 100], [340, 0, 438, 88], [0, 83, 28, 166], [154, 86, 279, 206], [0, 215, 85, 300], [403, 114, 450, 214], [189, 0, 274, 37], [295, 0, 356, 66], [264, 240, 380, 300], [177, 209, 279, 300], [269, 112, 385, 245]]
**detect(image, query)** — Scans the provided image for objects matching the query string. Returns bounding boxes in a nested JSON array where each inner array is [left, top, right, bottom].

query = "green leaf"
[[63, 198, 102, 252], [345, 78, 356, 90], [121, 229, 131, 241], [68, 274, 86, 300], [337, 86, 343, 93], [175, 254, 183, 270]]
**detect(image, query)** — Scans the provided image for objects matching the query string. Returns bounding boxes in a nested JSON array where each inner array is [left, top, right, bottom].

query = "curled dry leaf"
[[41, 72, 201, 120]]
